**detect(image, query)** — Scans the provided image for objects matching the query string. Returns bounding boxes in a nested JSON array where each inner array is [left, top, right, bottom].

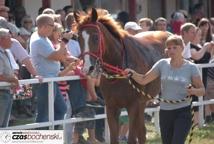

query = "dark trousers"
[[95, 107, 105, 141], [159, 106, 192, 144], [94, 87, 105, 142]]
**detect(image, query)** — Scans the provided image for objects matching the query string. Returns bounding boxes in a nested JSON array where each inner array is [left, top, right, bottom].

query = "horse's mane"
[[76, 9, 128, 40], [97, 16, 127, 39]]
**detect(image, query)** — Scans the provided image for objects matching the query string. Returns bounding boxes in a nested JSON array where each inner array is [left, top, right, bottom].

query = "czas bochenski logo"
[[0, 132, 12, 143]]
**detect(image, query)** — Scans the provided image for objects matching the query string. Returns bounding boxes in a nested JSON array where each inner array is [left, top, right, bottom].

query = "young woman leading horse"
[[125, 35, 205, 144], [74, 8, 171, 144]]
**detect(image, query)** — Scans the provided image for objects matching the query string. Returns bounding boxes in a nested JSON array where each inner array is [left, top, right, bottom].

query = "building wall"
[[23, 0, 71, 20], [23, 0, 42, 20], [51, 0, 71, 11], [165, 0, 176, 20], [20, 0, 185, 23], [147, 0, 165, 20], [100, 0, 127, 15], [20, 0, 214, 22], [136, 0, 148, 20]]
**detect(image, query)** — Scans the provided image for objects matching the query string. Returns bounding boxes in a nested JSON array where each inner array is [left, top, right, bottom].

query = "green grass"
[[10, 117, 34, 126], [188, 122, 214, 144], [146, 121, 214, 144], [146, 122, 161, 144]]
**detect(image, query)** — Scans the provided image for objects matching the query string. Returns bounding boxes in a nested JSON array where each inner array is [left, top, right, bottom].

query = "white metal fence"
[[0, 63, 214, 143]]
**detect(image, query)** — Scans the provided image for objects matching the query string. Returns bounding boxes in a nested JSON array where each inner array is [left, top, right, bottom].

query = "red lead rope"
[[102, 62, 127, 75], [80, 51, 127, 76]]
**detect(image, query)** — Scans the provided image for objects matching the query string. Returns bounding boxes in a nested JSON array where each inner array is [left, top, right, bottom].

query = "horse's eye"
[[91, 34, 99, 42]]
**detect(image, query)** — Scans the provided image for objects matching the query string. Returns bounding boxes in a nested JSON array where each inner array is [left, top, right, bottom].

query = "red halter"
[[79, 22, 126, 75]]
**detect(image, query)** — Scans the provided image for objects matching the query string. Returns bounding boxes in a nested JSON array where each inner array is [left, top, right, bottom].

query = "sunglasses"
[[24, 21, 33, 24]]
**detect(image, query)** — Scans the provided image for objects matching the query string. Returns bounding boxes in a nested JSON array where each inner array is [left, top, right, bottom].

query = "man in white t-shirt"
[[180, 22, 197, 59], [182, 42, 191, 59]]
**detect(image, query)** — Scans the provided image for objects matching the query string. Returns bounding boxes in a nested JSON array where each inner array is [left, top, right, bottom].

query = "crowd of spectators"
[[0, 3, 105, 144]]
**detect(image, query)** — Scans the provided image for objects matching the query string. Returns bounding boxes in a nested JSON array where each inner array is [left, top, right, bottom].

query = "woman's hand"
[[186, 84, 194, 96], [209, 41, 214, 56], [67, 62, 78, 70], [186, 83, 205, 96], [204, 42, 214, 54], [124, 68, 136, 78]]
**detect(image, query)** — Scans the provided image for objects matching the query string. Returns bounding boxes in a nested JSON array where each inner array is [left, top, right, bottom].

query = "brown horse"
[[74, 8, 171, 144]]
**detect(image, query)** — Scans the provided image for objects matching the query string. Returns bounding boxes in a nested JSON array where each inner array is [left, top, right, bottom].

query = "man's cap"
[[0, 5, 9, 12], [0, 28, 10, 37], [124, 21, 142, 31]]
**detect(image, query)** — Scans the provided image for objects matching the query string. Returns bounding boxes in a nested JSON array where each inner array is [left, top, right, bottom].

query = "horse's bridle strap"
[[79, 23, 105, 59], [79, 22, 126, 76]]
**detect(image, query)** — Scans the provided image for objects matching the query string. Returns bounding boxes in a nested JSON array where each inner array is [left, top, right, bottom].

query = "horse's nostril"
[[88, 66, 95, 73]]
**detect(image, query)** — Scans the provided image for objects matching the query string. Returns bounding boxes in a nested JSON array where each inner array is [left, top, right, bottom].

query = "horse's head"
[[74, 8, 103, 77], [74, 8, 127, 77]]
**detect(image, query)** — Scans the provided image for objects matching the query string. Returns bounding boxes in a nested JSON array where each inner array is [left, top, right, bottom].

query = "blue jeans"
[[68, 80, 87, 115], [0, 90, 13, 127], [33, 83, 67, 122]]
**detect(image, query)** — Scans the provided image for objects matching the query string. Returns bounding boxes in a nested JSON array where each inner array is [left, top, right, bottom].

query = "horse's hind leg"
[[106, 106, 120, 144]]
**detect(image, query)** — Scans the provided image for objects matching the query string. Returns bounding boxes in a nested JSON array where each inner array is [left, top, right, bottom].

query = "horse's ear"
[[74, 11, 80, 23], [91, 8, 98, 22]]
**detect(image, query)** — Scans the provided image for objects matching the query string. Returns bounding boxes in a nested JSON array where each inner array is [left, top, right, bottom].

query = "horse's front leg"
[[106, 106, 120, 144], [128, 102, 146, 144]]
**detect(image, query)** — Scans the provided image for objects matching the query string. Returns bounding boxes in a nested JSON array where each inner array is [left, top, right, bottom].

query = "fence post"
[[48, 81, 55, 129], [104, 107, 110, 143], [153, 107, 160, 133], [198, 96, 204, 127], [198, 67, 204, 127]]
